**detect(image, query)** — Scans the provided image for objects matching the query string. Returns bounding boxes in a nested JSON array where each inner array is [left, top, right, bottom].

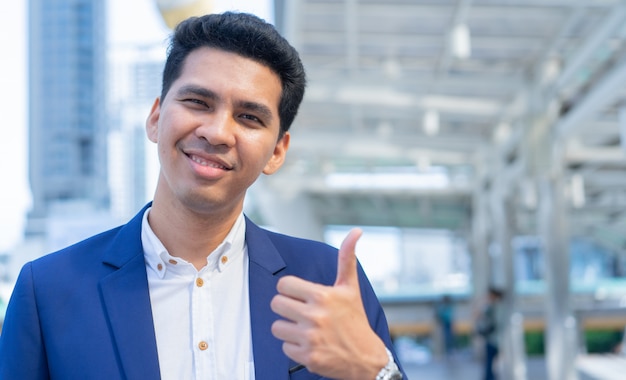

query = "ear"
[[146, 97, 161, 143], [263, 132, 290, 175]]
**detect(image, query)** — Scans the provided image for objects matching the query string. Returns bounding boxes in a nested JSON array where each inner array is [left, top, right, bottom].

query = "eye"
[[183, 98, 209, 107], [240, 114, 264, 126]]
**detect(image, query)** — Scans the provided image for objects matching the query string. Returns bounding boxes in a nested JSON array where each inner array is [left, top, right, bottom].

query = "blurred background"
[[3, 0, 626, 379]]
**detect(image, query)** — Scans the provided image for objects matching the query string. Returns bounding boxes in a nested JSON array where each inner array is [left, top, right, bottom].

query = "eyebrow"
[[176, 84, 275, 124], [175, 85, 219, 101], [237, 100, 275, 124]]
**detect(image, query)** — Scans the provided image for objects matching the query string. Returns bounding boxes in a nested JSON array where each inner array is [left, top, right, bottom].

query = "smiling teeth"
[[190, 155, 227, 169]]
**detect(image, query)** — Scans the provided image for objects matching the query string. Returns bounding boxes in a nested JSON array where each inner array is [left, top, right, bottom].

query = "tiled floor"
[[401, 354, 547, 380], [403, 354, 626, 379]]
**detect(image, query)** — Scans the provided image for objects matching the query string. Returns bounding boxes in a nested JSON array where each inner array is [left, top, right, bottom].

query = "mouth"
[[184, 151, 233, 171], [187, 153, 232, 170]]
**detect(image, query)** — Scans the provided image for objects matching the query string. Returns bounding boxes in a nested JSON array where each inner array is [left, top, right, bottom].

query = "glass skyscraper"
[[26, 0, 108, 236]]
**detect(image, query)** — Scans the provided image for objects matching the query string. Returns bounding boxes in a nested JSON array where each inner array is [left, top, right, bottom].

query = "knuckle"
[[309, 288, 330, 304], [305, 351, 324, 372], [313, 311, 330, 328], [303, 328, 319, 344]]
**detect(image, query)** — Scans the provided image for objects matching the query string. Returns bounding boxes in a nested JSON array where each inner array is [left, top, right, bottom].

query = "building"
[[26, 0, 109, 236], [108, 44, 165, 220]]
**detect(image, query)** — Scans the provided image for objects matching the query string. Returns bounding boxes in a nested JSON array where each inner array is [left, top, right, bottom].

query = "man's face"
[[146, 47, 289, 215]]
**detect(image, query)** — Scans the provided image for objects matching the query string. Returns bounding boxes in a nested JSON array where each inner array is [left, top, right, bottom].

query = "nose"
[[195, 110, 236, 147]]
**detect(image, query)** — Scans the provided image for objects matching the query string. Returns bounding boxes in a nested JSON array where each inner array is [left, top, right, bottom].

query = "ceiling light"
[[521, 179, 537, 210], [451, 23, 471, 59], [423, 110, 440, 136], [377, 121, 393, 138], [541, 57, 561, 84], [493, 122, 511, 143], [383, 58, 402, 79], [570, 174, 585, 208]]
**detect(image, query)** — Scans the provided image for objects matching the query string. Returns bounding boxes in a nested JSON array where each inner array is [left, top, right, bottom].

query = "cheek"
[[249, 142, 278, 170], [156, 122, 176, 151], [155, 131, 175, 167]]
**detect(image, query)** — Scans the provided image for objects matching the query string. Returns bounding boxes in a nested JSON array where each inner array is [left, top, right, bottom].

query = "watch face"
[[389, 371, 403, 380]]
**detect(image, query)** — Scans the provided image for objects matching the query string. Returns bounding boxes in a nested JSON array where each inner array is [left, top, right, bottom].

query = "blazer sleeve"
[[0, 262, 50, 380], [357, 264, 407, 378]]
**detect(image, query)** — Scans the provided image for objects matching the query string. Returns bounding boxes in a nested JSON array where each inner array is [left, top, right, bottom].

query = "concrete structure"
[[26, 0, 109, 237], [108, 44, 165, 220], [267, 2, 626, 379]]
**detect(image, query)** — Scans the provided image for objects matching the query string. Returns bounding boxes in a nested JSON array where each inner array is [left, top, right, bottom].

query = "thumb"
[[334, 228, 363, 287]]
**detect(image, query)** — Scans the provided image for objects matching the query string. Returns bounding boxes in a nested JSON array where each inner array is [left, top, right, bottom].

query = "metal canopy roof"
[[265, 0, 626, 249]]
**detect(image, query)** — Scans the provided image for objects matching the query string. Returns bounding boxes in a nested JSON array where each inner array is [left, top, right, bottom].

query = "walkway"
[[403, 354, 626, 379], [402, 354, 547, 380]]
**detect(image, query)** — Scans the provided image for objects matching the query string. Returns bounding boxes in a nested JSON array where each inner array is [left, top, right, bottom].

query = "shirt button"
[[196, 278, 204, 287], [169, 259, 178, 265], [157, 264, 163, 271], [221, 256, 228, 265], [198, 341, 208, 351]]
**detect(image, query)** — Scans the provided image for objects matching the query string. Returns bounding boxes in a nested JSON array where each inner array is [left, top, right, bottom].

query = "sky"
[[0, 2, 28, 252], [0, 0, 272, 252]]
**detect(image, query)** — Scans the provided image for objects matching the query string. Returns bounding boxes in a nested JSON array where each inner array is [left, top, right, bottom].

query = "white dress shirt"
[[141, 208, 254, 380]]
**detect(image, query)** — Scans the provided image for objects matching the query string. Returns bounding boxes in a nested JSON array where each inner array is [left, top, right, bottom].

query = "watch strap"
[[375, 347, 402, 380]]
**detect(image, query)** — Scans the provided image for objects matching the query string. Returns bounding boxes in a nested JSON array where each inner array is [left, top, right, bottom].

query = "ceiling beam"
[[554, 3, 626, 91], [556, 52, 626, 139]]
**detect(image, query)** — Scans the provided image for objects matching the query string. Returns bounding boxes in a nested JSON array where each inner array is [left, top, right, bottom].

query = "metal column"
[[491, 186, 527, 380], [538, 172, 578, 380]]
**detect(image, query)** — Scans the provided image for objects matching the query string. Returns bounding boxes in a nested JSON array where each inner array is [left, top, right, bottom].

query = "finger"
[[271, 318, 302, 344], [277, 275, 324, 302], [270, 293, 309, 322], [334, 228, 362, 287], [281, 341, 307, 366]]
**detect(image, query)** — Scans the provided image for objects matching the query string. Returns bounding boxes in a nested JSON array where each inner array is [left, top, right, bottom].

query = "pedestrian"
[[435, 294, 455, 357], [476, 287, 504, 380]]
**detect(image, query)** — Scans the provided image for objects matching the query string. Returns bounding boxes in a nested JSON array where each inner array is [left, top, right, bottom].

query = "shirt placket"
[[192, 270, 215, 379]]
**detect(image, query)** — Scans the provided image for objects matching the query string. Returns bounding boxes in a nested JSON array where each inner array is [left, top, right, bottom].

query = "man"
[[434, 295, 454, 357], [0, 12, 405, 380], [476, 287, 504, 380]]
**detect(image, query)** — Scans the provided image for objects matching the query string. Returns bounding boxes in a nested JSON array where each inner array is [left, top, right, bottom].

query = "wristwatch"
[[375, 348, 403, 380]]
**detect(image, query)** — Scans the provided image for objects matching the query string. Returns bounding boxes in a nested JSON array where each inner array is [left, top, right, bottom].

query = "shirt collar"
[[141, 207, 246, 278]]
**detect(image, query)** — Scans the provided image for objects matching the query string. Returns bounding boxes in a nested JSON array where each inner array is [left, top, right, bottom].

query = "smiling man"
[[0, 12, 405, 380]]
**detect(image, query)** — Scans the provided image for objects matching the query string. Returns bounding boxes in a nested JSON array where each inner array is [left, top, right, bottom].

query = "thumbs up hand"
[[270, 229, 388, 379]]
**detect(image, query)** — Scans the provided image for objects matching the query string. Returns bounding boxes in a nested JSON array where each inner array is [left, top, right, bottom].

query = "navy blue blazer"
[[0, 204, 405, 379]]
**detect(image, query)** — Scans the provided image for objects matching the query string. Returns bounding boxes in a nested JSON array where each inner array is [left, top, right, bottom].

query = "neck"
[[148, 197, 243, 270]]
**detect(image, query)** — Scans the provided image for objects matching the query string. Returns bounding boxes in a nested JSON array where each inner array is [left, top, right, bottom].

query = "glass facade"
[[27, 0, 108, 235]]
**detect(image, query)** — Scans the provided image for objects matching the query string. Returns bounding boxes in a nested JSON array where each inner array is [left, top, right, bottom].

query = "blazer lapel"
[[246, 219, 295, 380], [99, 206, 161, 380]]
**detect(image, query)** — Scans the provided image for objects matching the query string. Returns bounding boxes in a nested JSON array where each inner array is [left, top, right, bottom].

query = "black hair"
[[488, 286, 504, 299], [160, 12, 306, 137]]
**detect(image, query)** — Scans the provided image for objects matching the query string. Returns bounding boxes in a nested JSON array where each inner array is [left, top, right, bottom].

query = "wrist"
[[375, 347, 402, 380]]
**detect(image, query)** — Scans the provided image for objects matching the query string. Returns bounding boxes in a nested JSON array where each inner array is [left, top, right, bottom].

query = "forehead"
[[169, 47, 283, 112], [182, 47, 280, 88]]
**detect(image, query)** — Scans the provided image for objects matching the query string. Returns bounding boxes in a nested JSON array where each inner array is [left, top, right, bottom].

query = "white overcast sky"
[[0, 0, 272, 252]]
